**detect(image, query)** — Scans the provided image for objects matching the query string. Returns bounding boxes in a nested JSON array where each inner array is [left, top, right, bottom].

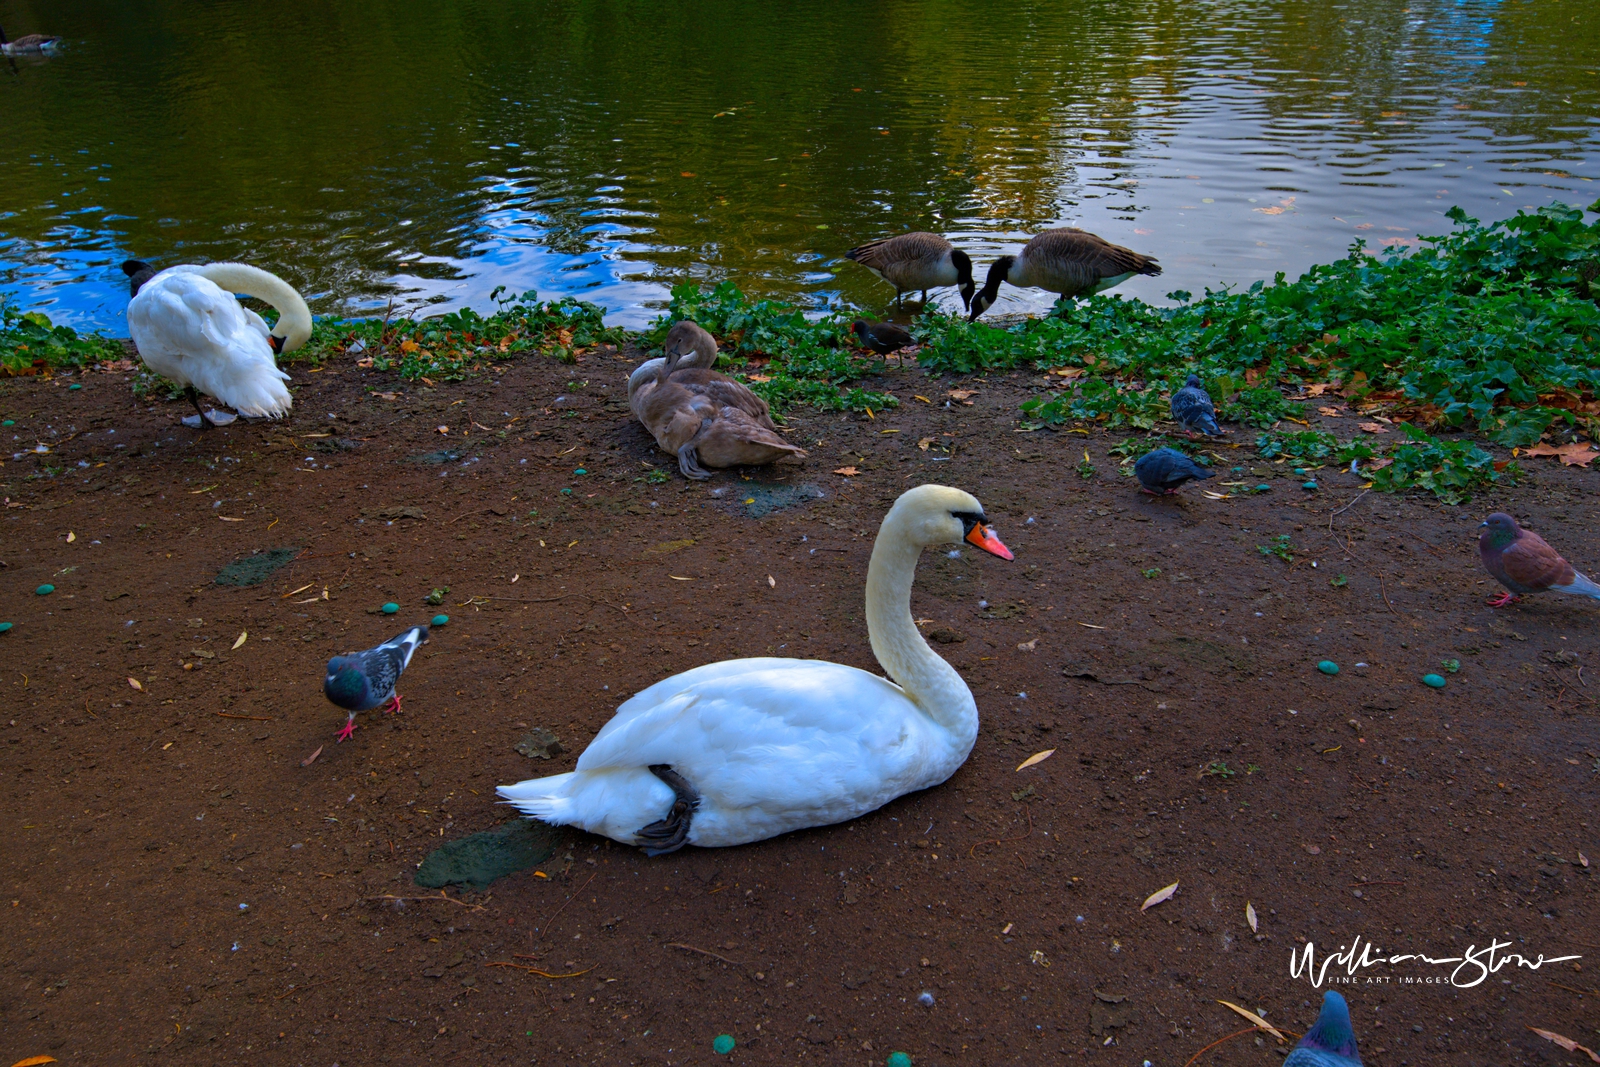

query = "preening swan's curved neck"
[[865, 512, 977, 737], [192, 263, 313, 353]]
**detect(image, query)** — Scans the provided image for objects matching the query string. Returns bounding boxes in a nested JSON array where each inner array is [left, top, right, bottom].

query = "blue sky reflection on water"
[[0, 0, 1595, 332]]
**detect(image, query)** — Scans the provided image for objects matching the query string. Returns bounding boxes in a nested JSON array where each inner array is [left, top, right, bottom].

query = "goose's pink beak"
[[966, 523, 1013, 561]]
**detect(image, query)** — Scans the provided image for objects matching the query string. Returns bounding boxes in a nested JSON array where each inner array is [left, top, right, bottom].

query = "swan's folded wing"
[[574, 658, 922, 807]]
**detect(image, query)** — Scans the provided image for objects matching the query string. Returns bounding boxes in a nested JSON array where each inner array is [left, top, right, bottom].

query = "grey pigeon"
[[1284, 990, 1362, 1067], [1170, 374, 1220, 436], [1479, 512, 1600, 608], [1134, 448, 1213, 494], [325, 625, 429, 742]]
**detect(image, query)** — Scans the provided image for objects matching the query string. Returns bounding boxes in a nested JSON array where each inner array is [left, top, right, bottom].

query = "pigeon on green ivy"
[[325, 625, 429, 742], [1284, 991, 1362, 1066], [1134, 448, 1213, 495], [1479, 512, 1600, 607], [1170, 374, 1220, 436]]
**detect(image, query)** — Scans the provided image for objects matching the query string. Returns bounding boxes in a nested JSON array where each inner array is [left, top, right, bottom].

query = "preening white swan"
[[498, 484, 1014, 853], [123, 260, 313, 426]]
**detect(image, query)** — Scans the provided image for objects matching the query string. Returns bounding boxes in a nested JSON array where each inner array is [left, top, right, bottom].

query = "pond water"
[[1, 0, 1596, 332]]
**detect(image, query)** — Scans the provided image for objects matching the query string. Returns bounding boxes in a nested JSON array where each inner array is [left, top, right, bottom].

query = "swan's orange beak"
[[966, 522, 1013, 560]]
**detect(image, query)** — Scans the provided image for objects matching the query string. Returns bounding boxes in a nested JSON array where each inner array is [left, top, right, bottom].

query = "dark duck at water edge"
[[1478, 512, 1600, 608], [325, 625, 429, 742], [968, 227, 1161, 320], [1284, 991, 1363, 1067], [851, 319, 914, 356], [1134, 448, 1212, 494], [844, 232, 975, 310]]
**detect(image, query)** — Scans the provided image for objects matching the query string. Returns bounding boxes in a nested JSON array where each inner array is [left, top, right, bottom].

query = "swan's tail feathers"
[[497, 772, 579, 825], [207, 360, 293, 419], [1553, 570, 1600, 601]]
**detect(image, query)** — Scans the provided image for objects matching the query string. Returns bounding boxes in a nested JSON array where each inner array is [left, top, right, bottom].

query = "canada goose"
[[498, 484, 1013, 853], [845, 232, 975, 310], [968, 228, 1160, 320], [124, 260, 312, 427], [0, 25, 60, 54]]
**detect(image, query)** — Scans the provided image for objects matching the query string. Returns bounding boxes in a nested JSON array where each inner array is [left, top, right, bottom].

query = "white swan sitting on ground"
[[123, 260, 312, 426], [498, 484, 1014, 853]]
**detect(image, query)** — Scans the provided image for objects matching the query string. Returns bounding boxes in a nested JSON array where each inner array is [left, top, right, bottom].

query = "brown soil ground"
[[1, 347, 1597, 1067]]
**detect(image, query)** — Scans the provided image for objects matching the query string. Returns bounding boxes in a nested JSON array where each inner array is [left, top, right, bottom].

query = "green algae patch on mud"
[[213, 547, 302, 587], [415, 819, 569, 891]]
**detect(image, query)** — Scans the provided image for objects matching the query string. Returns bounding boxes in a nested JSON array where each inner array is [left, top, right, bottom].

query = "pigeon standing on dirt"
[[1284, 990, 1363, 1066], [1134, 448, 1213, 494], [1170, 374, 1220, 436], [1478, 512, 1600, 608], [325, 625, 429, 742]]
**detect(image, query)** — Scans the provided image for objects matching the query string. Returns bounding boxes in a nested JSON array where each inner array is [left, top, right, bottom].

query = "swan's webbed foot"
[[677, 443, 711, 480], [637, 764, 699, 856]]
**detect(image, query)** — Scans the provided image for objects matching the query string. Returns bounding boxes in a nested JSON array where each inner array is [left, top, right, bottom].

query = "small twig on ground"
[[1409, 532, 1446, 558], [216, 712, 274, 721], [968, 806, 1034, 857], [1329, 488, 1371, 519], [1377, 573, 1398, 614], [363, 891, 485, 912], [1184, 1026, 1301, 1067], [1547, 979, 1600, 997], [533, 872, 598, 937], [1349, 880, 1405, 887], [487, 962, 595, 979], [276, 980, 324, 1001], [666, 942, 742, 966]]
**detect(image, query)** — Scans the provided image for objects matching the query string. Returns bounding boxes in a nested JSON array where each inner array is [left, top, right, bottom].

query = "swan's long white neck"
[[192, 263, 313, 352], [865, 512, 978, 741]]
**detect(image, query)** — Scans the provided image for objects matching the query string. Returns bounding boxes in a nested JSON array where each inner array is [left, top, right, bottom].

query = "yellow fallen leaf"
[[1528, 1028, 1600, 1064], [1246, 901, 1258, 932], [1015, 749, 1055, 772], [128, 677, 143, 691], [12, 1056, 60, 1066], [301, 745, 323, 767], [567, 540, 578, 548], [282, 583, 314, 598], [219, 516, 243, 522], [917, 438, 933, 451], [1218, 1000, 1285, 1042], [913, 395, 931, 403], [232, 631, 248, 651], [669, 575, 695, 581], [161, 741, 172, 750], [65, 531, 75, 543], [833, 466, 860, 476], [1316, 406, 1343, 417], [1141, 881, 1178, 911], [1582, 851, 1590, 868]]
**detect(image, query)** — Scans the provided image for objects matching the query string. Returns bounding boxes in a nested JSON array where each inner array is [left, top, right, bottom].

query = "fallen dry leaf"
[[232, 631, 248, 651], [947, 389, 977, 404], [1050, 367, 1086, 379], [65, 531, 75, 543], [1581, 852, 1590, 868], [1246, 901, 1259, 932], [301, 745, 324, 768], [1141, 881, 1179, 912], [1016, 749, 1055, 772], [917, 437, 933, 451], [746, 374, 772, 383], [1367, 458, 1394, 471], [1523, 442, 1597, 467], [1305, 383, 1332, 396], [1254, 205, 1286, 215], [766, 575, 776, 588], [833, 466, 860, 476], [1304, 843, 1322, 855], [1359, 422, 1389, 434], [668, 575, 695, 581], [1017, 638, 1038, 652], [1317, 406, 1343, 417], [1218, 1000, 1285, 1042], [127, 677, 143, 691], [11, 1057, 60, 1067], [1528, 1027, 1600, 1064]]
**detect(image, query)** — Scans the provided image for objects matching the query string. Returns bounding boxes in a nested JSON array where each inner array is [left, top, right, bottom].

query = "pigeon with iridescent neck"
[[325, 625, 429, 742], [1170, 374, 1220, 436], [1284, 990, 1363, 1066], [1478, 512, 1600, 608]]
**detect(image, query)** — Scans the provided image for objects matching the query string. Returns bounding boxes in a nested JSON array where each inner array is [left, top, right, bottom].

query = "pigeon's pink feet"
[[1487, 591, 1521, 608], [336, 716, 358, 743], [382, 693, 403, 716]]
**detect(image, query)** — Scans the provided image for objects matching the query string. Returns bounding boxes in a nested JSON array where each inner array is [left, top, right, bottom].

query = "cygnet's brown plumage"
[[630, 323, 806, 480]]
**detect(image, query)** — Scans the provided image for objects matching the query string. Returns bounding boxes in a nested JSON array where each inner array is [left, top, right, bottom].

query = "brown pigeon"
[[1478, 512, 1600, 607]]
